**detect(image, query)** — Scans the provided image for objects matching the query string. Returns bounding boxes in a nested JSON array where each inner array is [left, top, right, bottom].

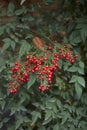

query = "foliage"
[[0, 0, 87, 130]]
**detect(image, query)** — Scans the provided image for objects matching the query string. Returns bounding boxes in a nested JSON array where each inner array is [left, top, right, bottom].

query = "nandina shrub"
[[8, 41, 79, 94], [0, 0, 87, 130]]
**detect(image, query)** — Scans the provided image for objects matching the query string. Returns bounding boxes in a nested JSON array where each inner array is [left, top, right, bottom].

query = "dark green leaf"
[[43, 117, 52, 125], [56, 99, 62, 108], [61, 113, 69, 124], [15, 7, 26, 15], [77, 68, 84, 75], [0, 100, 5, 110], [1, 38, 11, 53], [10, 40, 16, 50], [19, 40, 31, 57], [73, 36, 81, 43], [45, 110, 52, 121], [0, 122, 3, 129], [75, 82, 83, 99], [15, 117, 23, 130], [80, 28, 87, 42], [3, 118, 9, 123], [79, 61, 84, 69], [31, 111, 41, 125], [7, 2, 15, 16], [27, 74, 36, 89], [68, 66, 77, 72], [77, 76, 85, 87], [53, 124, 59, 130], [69, 75, 77, 83], [38, 126, 45, 130], [0, 26, 5, 35]]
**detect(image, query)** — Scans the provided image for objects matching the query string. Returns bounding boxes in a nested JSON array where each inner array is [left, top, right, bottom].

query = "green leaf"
[[38, 126, 45, 130], [19, 40, 31, 57], [7, 126, 15, 130], [43, 117, 52, 125], [1, 38, 11, 53], [0, 122, 3, 129], [79, 61, 84, 69], [27, 74, 36, 89], [69, 75, 77, 83], [15, 118, 23, 130], [7, 2, 15, 16], [75, 83, 82, 99], [56, 99, 62, 108], [10, 40, 16, 50], [48, 98, 56, 103], [3, 118, 9, 123], [0, 26, 5, 35], [15, 7, 26, 15], [53, 124, 59, 130], [45, 110, 52, 121], [19, 91, 30, 104], [63, 62, 70, 71], [31, 111, 41, 125], [63, 37, 68, 43], [61, 112, 69, 124], [0, 57, 5, 66], [77, 68, 84, 75], [23, 117, 30, 123], [77, 76, 85, 87], [68, 66, 77, 72], [10, 108, 16, 115], [73, 36, 82, 43], [10, 34, 19, 43], [53, 106, 58, 114], [80, 27, 87, 42], [0, 100, 5, 110]]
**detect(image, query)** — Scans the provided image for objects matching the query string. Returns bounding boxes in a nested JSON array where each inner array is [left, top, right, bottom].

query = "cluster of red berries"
[[8, 44, 78, 94], [37, 53, 59, 92], [58, 45, 78, 64]]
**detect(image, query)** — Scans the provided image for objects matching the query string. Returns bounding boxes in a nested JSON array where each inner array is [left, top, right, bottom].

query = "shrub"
[[0, 0, 87, 130]]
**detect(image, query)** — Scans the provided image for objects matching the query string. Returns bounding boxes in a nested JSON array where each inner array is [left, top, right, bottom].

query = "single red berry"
[[26, 55, 30, 60], [48, 46, 52, 50], [14, 62, 20, 66], [44, 57, 48, 60], [71, 59, 75, 64], [74, 54, 78, 58], [48, 74, 52, 78], [58, 48, 62, 53], [53, 53, 58, 58], [40, 76, 44, 81], [35, 67, 38, 71], [13, 89, 17, 93], [31, 69, 35, 73], [10, 89, 17, 94]]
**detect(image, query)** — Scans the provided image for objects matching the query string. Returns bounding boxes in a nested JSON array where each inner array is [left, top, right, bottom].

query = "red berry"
[[26, 55, 30, 60], [10, 89, 17, 94], [48, 46, 52, 50], [53, 53, 58, 58], [14, 62, 20, 66], [74, 54, 78, 58], [44, 57, 47, 60], [71, 59, 75, 64], [40, 76, 44, 81]]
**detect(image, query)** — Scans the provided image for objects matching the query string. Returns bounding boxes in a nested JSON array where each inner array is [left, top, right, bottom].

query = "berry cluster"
[[8, 44, 78, 94], [58, 45, 78, 64]]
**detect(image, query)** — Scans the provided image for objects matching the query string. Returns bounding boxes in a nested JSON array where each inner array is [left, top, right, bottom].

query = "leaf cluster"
[[0, 0, 87, 130]]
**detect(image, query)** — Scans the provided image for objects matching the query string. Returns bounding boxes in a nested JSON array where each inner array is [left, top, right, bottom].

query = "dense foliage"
[[0, 0, 87, 130]]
